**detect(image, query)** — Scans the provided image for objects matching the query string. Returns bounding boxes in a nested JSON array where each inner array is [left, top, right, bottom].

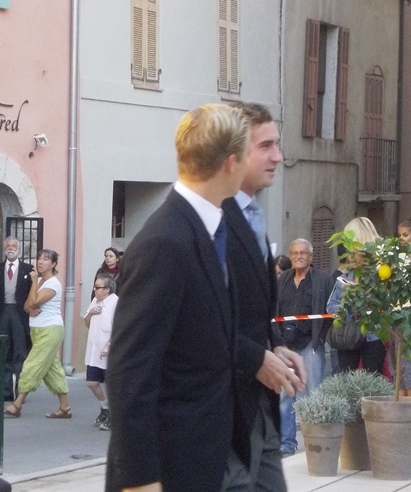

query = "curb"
[[3, 456, 106, 485]]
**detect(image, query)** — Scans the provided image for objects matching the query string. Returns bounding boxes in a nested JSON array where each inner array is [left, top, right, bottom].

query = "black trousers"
[[0, 304, 29, 401], [337, 339, 386, 374]]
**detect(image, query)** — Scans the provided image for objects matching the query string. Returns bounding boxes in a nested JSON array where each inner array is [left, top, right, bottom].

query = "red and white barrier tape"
[[271, 313, 335, 323]]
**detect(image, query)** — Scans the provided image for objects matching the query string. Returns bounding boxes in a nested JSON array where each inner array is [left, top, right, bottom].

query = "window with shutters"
[[312, 207, 334, 273], [218, 0, 240, 98], [363, 68, 384, 138], [302, 19, 349, 140], [131, 0, 160, 90]]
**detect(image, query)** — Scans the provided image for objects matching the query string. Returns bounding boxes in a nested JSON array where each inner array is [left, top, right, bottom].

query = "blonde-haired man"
[[106, 104, 250, 492]]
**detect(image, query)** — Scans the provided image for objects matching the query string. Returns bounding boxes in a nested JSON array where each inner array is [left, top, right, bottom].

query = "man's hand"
[[123, 483, 162, 492], [274, 346, 307, 386], [255, 349, 305, 396]]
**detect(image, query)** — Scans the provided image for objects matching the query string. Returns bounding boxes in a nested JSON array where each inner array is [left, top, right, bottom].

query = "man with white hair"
[[0, 237, 33, 401], [277, 238, 334, 456]]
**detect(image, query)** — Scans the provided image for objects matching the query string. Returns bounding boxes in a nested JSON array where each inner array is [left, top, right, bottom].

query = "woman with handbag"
[[326, 217, 386, 373]]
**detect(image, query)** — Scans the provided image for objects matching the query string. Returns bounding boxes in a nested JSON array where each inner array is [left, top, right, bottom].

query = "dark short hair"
[[230, 102, 273, 127], [274, 254, 292, 272], [95, 273, 116, 294], [37, 249, 59, 274]]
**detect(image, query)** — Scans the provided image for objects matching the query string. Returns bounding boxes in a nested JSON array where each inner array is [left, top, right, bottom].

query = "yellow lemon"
[[333, 319, 342, 329], [378, 264, 392, 280], [360, 324, 368, 336]]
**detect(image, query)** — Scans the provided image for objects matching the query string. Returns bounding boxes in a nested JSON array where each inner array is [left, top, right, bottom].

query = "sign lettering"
[[0, 100, 29, 132]]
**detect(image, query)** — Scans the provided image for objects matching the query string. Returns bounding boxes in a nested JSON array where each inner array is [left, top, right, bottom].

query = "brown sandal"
[[46, 407, 72, 419], [4, 403, 21, 418]]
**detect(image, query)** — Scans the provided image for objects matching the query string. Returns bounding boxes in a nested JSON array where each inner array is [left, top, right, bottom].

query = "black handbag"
[[326, 318, 364, 350]]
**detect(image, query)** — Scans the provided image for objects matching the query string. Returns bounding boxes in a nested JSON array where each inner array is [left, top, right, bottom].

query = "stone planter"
[[362, 396, 411, 480], [339, 417, 370, 470], [300, 421, 344, 476]]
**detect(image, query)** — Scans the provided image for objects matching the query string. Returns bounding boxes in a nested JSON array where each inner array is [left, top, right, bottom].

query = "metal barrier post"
[[0, 335, 7, 474]]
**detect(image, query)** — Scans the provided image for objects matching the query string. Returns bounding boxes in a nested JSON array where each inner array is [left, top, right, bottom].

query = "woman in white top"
[[4, 249, 72, 418]]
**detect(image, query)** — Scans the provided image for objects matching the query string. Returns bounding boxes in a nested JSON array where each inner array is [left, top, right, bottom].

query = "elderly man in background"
[[0, 237, 33, 402], [277, 238, 334, 456]]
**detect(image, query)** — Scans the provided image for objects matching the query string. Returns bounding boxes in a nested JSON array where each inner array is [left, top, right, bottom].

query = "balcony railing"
[[360, 138, 399, 194]]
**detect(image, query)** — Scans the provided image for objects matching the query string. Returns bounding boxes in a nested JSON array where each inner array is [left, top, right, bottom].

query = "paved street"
[[8, 454, 411, 492], [1, 373, 110, 479], [3, 374, 411, 491]]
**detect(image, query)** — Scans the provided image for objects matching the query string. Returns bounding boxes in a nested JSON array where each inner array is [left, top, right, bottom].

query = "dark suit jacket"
[[106, 190, 239, 492], [0, 259, 33, 343], [223, 197, 283, 465]]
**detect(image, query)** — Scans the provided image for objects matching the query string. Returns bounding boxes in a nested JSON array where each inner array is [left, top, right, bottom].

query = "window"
[[6, 217, 43, 265], [363, 68, 384, 138], [218, 0, 240, 97], [302, 19, 349, 140], [312, 207, 333, 272], [112, 181, 125, 239], [131, 0, 160, 90]]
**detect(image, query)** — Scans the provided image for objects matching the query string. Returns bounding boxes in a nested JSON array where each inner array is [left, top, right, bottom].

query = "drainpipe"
[[63, 0, 80, 376], [396, 0, 405, 225]]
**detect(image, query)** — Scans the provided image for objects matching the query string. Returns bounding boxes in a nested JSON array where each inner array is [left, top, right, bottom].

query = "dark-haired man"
[[222, 103, 306, 491]]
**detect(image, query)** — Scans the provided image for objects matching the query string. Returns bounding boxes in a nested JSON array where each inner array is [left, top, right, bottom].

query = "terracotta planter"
[[300, 421, 344, 476], [362, 396, 411, 480], [339, 417, 370, 470]]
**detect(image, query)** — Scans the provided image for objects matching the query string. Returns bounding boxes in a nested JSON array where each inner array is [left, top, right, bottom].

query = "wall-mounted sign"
[[0, 100, 28, 132]]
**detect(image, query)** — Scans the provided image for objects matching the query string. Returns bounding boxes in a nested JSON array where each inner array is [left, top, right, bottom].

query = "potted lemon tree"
[[328, 231, 411, 479]]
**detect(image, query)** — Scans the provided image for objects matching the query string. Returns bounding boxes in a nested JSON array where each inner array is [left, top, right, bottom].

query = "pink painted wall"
[[0, 0, 84, 364]]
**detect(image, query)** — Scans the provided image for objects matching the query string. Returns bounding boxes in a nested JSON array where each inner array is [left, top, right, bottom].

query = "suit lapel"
[[224, 198, 271, 301]]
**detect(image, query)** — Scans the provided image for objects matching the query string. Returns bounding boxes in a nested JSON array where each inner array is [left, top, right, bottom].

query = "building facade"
[[0, 0, 403, 369], [279, 0, 400, 270], [0, 0, 84, 371]]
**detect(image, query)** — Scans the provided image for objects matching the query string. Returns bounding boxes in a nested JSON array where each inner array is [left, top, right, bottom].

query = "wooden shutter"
[[335, 27, 350, 140], [219, 0, 229, 91], [132, 0, 144, 82], [302, 19, 320, 137], [230, 0, 239, 93], [146, 0, 158, 82], [218, 0, 240, 94], [132, 0, 159, 85], [312, 207, 334, 273], [363, 72, 383, 138]]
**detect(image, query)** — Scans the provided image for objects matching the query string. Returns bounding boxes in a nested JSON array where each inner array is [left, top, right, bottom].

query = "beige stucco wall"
[[278, 0, 399, 261]]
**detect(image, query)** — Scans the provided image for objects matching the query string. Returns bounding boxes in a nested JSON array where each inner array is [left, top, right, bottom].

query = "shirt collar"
[[174, 180, 223, 237], [234, 190, 253, 211]]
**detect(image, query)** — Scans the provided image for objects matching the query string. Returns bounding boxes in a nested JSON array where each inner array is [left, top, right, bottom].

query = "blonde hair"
[[175, 103, 249, 181], [344, 217, 380, 244]]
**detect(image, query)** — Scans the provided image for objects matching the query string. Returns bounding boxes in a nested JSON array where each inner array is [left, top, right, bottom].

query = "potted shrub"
[[328, 232, 411, 479], [318, 370, 393, 470], [294, 389, 351, 477]]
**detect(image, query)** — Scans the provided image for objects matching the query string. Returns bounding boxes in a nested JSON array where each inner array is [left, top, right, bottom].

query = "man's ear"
[[223, 154, 237, 174]]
